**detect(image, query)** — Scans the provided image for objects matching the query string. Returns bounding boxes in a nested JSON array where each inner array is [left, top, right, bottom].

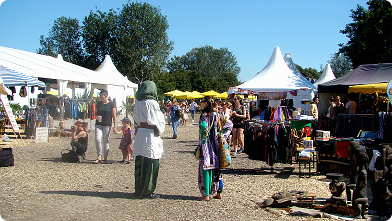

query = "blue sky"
[[0, 0, 369, 82]]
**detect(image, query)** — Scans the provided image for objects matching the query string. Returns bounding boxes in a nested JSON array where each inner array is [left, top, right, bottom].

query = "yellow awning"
[[201, 90, 220, 97], [348, 83, 388, 94], [164, 90, 183, 97]]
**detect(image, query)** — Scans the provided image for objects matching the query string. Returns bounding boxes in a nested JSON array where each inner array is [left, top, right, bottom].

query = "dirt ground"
[[0, 117, 365, 221]]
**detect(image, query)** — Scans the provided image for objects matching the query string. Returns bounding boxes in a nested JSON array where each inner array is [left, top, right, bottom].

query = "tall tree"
[[169, 45, 241, 80], [114, 2, 173, 83], [328, 52, 352, 78], [82, 9, 117, 70], [38, 16, 85, 66], [339, 0, 392, 67]]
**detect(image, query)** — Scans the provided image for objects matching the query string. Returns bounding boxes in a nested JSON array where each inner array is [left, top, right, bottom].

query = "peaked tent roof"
[[283, 53, 317, 90], [318, 63, 392, 93], [313, 63, 335, 88], [95, 55, 138, 88], [236, 47, 314, 92], [0, 46, 108, 85]]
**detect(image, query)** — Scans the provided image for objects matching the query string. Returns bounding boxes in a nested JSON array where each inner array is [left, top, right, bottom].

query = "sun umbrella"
[[46, 90, 58, 95], [176, 91, 193, 99], [201, 90, 220, 97], [0, 65, 46, 87], [164, 90, 183, 97], [189, 91, 203, 99], [214, 92, 228, 99]]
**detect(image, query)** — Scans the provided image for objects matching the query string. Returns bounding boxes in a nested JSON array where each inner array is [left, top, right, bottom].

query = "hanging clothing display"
[[378, 112, 392, 142], [244, 120, 292, 166]]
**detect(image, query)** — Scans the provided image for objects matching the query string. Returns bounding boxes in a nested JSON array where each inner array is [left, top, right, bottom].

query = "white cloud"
[[0, 0, 6, 7]]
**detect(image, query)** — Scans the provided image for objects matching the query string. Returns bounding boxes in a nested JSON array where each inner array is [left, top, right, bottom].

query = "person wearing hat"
[[116, 117, 133, 163], [70, 121, 88, 159], [133, 81, 165, 199]]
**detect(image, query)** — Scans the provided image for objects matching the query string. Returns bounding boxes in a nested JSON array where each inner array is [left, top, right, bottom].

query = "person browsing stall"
[[230, 95, 247, 156]]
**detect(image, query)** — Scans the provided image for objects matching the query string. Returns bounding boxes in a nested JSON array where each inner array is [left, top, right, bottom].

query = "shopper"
[[230, 96, 246, 156], [346, 94, 357, 114], [171, 98, 180, 139], [94, 89, 117, 164], [310, 96, 319, 120], [189, 99, 198, 123], [133, 81, 165, 199], [198, 96, 222, 201]]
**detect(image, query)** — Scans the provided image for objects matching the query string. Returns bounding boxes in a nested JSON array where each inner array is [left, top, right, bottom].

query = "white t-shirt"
[[346, 101, 357, 114]]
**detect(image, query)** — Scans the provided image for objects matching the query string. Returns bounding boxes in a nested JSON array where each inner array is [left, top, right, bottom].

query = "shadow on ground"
[[41, 190, 199, 201]]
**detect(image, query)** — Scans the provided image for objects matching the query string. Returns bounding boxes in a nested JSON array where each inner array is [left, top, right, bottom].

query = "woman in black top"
[[94, 89, 117, 163]]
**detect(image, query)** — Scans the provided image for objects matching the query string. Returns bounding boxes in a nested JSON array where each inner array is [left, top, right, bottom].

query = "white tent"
[[95, 55, 138, 112], [313, 63, 336, 88], [233, 46, 314, 112], [0, 46, 108, 86], [284, 53, 317, 91], [236, 47, 314, 92]]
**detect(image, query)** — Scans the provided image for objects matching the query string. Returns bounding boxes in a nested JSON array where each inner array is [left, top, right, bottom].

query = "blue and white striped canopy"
[[0, 65, 46, 87]]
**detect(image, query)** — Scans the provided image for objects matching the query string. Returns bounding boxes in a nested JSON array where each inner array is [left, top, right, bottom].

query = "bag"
[[175, 109, 182, 118], [19, 86, 27, 97], [194, 145, 201, 160], [61, 149, 79, 163], [0, 148, 14, 167], [218, 134, 231, 168]]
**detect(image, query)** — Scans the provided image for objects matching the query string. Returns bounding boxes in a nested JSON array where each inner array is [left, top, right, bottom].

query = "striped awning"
[[0, 65, 46, 87]]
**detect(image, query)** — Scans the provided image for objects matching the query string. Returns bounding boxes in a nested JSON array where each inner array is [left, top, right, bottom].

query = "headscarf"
[[135, 80, 158, 101]]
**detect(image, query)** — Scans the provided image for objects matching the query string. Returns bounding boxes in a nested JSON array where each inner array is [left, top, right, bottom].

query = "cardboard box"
[[316, 130, 330, 141], [304, 140, 314, 148]]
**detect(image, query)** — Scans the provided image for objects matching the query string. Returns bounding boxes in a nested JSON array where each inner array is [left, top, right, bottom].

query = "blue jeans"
[[191, 110, 196, 120], [172, 120, 178, 136]]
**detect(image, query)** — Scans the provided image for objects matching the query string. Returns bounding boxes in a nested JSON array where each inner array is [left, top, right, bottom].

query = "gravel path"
[[0, 119, 335, 221]]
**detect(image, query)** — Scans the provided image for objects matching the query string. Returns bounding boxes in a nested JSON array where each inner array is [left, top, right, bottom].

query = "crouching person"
[[70, 121, 88, 159]]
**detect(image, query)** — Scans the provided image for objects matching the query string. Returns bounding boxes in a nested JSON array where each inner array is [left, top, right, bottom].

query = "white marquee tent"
[[313, 63, 336, 88], [0, 46, 111, 106], [95, 55, 138, 112], [284, 53, 317, 91], [233, 46, 315, 112]]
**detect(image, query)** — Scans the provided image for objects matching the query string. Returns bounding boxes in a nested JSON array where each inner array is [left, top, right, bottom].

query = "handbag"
[[218, 132, 231, 168], [61, 149, 79, 163], [0, 148, 14, 167], [194, 145, 200, 160]]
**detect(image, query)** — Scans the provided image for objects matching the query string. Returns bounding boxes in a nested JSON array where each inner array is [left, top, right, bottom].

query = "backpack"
[[61, 149, 79, 163]]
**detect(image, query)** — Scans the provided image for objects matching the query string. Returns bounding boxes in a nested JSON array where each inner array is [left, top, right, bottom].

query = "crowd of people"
[[68, 83, 253, 200]]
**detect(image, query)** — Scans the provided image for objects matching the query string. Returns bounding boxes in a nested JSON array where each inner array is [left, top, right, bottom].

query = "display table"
[[317, 138, 352, 174]]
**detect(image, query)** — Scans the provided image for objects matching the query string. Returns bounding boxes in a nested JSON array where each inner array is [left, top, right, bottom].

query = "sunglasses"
[[233, 98, 239, 100]]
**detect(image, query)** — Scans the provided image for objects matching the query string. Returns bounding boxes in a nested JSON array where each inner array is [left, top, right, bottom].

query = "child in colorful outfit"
[[117, 117, 134, 163]]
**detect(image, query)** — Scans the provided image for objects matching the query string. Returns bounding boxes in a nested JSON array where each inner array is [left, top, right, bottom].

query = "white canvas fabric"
[[133, 99, 165, 159], [313, 63, 336, 88], [236, 47, 314, 92]]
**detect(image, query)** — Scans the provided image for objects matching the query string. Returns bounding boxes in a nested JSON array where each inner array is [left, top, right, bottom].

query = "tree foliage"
[[38, 17, 85, 66], [38, 1, 173, 83], [165, 45, 241, 93], [328, 52, 352, 78], [339, 0, 392, 67], [295, 64, 321, 80]]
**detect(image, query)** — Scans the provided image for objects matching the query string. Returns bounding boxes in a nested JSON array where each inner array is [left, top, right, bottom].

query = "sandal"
[[93, 159, 101, 164]]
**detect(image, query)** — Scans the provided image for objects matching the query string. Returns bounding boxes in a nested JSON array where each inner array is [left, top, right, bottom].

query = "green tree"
[[82, 9, 117, 70], [295, 64, 321, 80], [339, 0, 392, 67], [114, 2, 173, 83], [328, 52, 352, 78], [168, 45, 241, 79], [38, 17, 85, 66]]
